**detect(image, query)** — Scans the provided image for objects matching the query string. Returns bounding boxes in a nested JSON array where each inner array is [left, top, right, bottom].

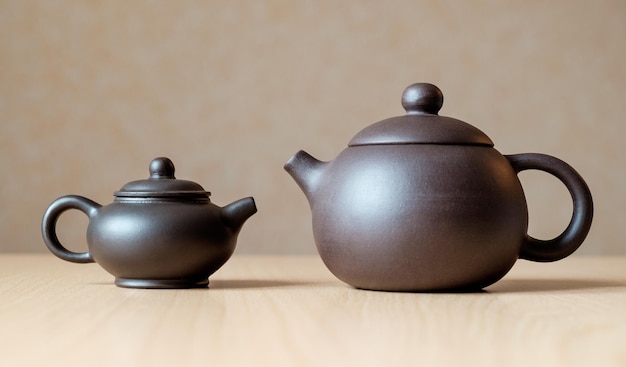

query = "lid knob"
[[401, 83, 443, 115], [150, 157, 175, 179]]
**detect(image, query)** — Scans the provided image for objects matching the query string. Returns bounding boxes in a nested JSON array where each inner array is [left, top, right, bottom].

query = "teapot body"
[[42, 157, 257, 288], [87, 199, 235, 288], [285, 83, 593, 292], [308, 144, 528, 291]]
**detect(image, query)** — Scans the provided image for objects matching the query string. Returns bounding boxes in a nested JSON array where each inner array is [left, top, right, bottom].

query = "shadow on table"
[[486, 278, 626, 293], [209, 279, 325, 290], [89, 279, 332, 289]]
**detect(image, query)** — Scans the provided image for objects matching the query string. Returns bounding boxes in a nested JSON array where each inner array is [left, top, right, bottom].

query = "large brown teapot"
[[285, 83, 593, 292]]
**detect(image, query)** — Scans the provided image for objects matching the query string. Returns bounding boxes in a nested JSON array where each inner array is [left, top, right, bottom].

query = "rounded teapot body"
[[310, 144, 528, 291], [285, 83, 593, 292], [41, 157, 257, 288], [88, 199, 235, 286]]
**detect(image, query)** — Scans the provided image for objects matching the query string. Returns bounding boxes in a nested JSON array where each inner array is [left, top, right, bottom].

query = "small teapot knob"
[[401, 83, 443, 115], [150, 157, 175, 179]]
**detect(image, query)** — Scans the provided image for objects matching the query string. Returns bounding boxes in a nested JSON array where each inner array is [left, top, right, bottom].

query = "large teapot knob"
[[401, 83, 444, 115]]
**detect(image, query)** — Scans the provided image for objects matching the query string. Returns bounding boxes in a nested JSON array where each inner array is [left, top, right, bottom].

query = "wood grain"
[[1, 255, 625, 367]]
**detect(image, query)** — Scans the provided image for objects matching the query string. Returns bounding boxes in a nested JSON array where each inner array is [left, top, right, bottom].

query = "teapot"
[[42, 157, 257, 288], [285, 83, 593, 292]]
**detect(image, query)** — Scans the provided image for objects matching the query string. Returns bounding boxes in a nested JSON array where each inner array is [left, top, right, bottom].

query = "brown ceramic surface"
[[42, 157, 257, 288], [285, 83, 593, 292]]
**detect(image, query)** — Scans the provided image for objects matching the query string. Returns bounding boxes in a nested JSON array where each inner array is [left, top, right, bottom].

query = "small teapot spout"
[[284, 150, 328, 204], [221, 197, 257, 232]]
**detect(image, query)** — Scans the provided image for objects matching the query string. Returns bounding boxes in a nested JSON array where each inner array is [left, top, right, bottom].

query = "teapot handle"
[[41, 195, 101, 263], [506, 153, 593, 262]]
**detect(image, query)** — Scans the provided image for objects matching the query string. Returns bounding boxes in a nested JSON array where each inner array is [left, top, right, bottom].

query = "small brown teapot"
[[42, 157, 257, 288], [285, 83, 593, 292]]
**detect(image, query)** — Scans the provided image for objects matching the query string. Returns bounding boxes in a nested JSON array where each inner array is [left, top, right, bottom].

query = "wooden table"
[[1, 254, 625, 367]]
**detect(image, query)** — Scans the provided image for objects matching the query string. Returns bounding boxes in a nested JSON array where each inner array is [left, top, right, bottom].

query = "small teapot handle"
[[506, 153, 593, 262], [41, 195, 101, 263]]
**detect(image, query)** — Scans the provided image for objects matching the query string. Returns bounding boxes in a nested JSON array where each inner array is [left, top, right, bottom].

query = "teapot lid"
[[348, 83, 494, 147], [114, 157, 210, 198]]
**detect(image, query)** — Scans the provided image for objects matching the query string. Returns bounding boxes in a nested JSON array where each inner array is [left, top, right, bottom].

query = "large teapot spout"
[[221, 197, 257, 232], [284, 150, 328, 204]]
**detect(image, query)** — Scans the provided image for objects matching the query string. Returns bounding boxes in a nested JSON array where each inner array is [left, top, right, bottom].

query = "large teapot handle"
[[506, 153, 593, 262], [41, 195, 101, 263]]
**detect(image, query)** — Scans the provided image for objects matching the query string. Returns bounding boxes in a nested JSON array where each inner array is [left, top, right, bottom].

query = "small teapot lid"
[[348, 83, 494, 147], [114, 157, 209, 198]]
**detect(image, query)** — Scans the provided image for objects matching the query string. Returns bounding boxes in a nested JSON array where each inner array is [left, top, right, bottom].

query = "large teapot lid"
[[348, 83, 494, 147], [114, 157, 209, 198]]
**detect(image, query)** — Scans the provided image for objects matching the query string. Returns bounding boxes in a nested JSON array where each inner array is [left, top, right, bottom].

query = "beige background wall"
[[1, 1, 624, 255]]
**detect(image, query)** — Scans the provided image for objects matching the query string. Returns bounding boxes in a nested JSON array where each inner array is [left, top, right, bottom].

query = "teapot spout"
[[284, 150, 328, 204], [221, 197, 257, 232]]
